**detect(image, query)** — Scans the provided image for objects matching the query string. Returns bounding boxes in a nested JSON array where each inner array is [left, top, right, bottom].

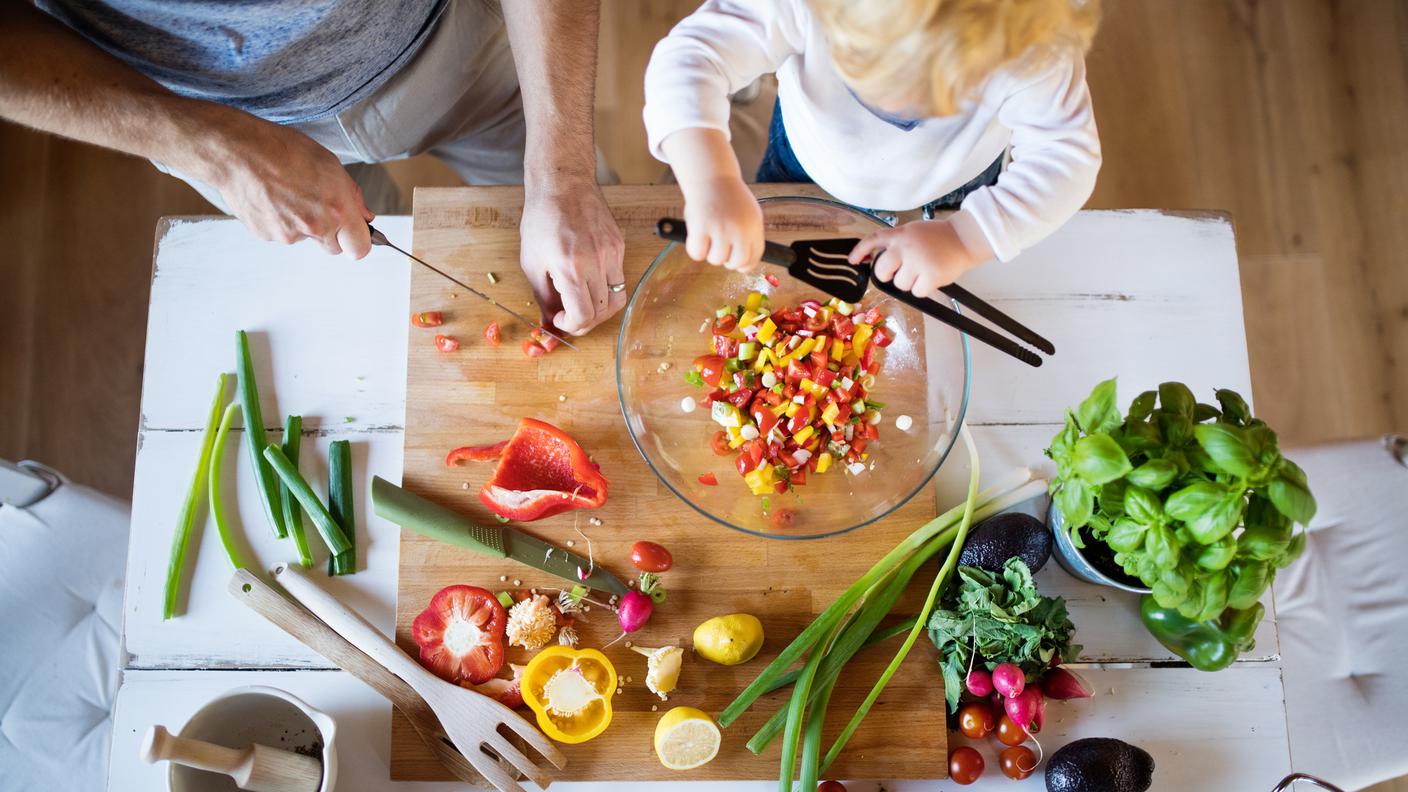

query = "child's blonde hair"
[[809, 0, 1100, 117]]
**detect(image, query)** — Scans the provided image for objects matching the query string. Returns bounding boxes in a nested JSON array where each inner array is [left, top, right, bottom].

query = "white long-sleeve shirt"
[[643, 0, 1102, 262]]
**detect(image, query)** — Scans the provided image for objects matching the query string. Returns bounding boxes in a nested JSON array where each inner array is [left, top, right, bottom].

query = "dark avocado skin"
[[957, 512, 1052, 573], [1045, 737, 1155, 792]]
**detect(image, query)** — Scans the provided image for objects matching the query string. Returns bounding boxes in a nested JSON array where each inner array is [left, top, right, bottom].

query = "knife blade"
[[371, 476, 628, 595], [367, 224, 578, 352]]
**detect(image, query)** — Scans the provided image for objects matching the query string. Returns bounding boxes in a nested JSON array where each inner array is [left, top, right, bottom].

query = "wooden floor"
[[3, 0, 1405, 505]]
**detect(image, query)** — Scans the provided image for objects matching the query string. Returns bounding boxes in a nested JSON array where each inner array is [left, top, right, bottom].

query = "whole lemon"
[[693, 613, 764, 666]]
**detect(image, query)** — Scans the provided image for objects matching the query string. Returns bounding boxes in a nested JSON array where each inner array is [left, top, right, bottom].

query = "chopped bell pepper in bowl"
[[521, 646, 617, 743]]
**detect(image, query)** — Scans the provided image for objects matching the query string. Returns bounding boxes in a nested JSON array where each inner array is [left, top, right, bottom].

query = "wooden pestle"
[[140, 724, 321, 792]]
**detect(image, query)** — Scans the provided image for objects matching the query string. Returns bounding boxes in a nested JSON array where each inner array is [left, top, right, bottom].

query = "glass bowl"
[[616, 196, 971, 539]]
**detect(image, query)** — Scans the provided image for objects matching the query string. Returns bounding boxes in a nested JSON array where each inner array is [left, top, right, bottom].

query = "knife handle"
[[371, 476, 507, 558], [655, 217, 795, 267]]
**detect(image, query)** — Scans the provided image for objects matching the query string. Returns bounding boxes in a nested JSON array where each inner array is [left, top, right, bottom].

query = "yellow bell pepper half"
[[521, 646, 617, 744]]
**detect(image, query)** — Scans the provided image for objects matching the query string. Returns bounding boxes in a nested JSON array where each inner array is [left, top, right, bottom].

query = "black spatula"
[[654, 217, 1052, 367]]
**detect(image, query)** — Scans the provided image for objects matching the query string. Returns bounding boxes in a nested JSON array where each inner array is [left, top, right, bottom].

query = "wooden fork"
[[271, 563, 566, 792]]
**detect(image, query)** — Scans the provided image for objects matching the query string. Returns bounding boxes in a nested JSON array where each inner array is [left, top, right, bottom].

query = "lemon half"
[[653, 706, 721, 770]]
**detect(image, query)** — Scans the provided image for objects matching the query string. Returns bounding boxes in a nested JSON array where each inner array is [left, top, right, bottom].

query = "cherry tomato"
[[629, 541, 673, 572], [999, 745, 1037, 780], [769, 507, 797, 529], [521, 338, 546, 358], [530, 328, 561, 353], [948, 746, 984, 785], [957, 702, 996, 739], [483, 321, 501, 347], [710, 430, 732, 456], [996, 714, 1029, 747], [817, 782, 847, 792], [434, 334, 459, 352], [694, 354, 727, 387], [764, 272, 781, 287], [412, 311, 444, 328], [714, 313, 739, 334], [698, 472, 718, 486]]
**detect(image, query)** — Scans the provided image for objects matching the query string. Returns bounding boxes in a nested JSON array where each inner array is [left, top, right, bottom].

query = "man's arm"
[[502, 0, 625, 336], [0, 1, 373, 257]]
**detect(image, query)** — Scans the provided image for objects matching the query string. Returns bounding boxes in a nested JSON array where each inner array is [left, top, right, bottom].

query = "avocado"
[[957, 512, 1052, 573], [1045, 737, 1154, 792]]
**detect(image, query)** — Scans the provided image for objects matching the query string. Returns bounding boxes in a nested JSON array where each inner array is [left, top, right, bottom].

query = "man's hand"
[[519, 180, 626, 335], [203, 116, 374, 259], [849, 219, 987, 297]]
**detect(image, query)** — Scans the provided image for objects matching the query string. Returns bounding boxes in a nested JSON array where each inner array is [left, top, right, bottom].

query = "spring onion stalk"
[[237, 330, 287, 538], [262, 445, 352, 558], [720, 467, 1038, 728], [162, 373, 228, 619], [762, 616, 919, 697], [327, 439, 355, 576], [817, 427, 984, 775], [799, 674, 838, 792], [777, 616, 845, 792], [280, 415, 314, 568], [208, 402, 249, 570]]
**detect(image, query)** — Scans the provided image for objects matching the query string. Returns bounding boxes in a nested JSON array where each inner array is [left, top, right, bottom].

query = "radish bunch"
[[967, 662, 1093, 734]]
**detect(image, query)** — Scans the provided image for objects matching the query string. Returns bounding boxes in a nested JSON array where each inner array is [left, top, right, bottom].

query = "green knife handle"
[[371, 476, 507, 558]]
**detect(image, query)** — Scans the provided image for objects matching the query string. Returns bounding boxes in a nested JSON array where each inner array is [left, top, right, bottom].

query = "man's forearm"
[[502, 0, 601, 191], [0, 1, 249, 184]]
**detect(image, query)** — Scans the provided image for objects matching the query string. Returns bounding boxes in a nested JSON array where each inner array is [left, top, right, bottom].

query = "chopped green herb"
[[684, 370, 705, 387]]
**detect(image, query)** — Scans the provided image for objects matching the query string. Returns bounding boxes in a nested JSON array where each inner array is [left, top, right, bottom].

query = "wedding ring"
[[608, 282, 627, 293]]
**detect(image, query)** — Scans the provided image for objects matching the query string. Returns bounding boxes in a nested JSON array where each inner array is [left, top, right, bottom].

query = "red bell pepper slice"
[[446, 441, 510, 466], [475, 418, 609, 521]]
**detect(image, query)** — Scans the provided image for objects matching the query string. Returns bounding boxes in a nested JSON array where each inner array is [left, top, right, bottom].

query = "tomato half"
[[435, 334, 459, 352], [483, 320, 501, 347], [694, 355, 726, 387], [412, 310, 444, 328], [948, 746, 984, 785], [764, 273, 781, 287], [410, 585, 506, 684], [710, 430, 732, 456], [521, 338, 546, 358], [817, 782, 847, 792]]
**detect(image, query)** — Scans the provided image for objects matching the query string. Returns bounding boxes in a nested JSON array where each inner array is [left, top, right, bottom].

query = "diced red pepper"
[[446, 441, 510, 466], [694, 354, 726, 387], [435, 334, 460, 352], [851, 438, 868, 456], [785, 359, 809, 386], [476, 418, 609, 521], [802, 311, 829, 333], [726, 387, 755, 409], [483, 321, 501, 347], [764, 273, 781, 287], [413, 311, 445, 328], [785, 410, 810, 435], [873, 325, 894, 347], [813, 368, 837, 389], [754, 408, 779, 435], [790, 468, 807, 486], [705, 388, 728, 403], [861, 343, 878, 372], [862, 423, 880, 440], [698, 472, 718, 486], [810, 349, 830, 371], [860, 307, 884, 325]]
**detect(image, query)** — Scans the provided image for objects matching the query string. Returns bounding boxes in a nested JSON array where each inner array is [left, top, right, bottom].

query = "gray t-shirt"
[[39, 0, 448, 124]]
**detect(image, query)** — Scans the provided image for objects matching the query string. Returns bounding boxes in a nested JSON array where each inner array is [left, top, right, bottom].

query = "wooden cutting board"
[[394, 185, 947, 783]]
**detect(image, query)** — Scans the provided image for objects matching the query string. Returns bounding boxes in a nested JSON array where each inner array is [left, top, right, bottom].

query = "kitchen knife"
[[371, 476, 629, 595]]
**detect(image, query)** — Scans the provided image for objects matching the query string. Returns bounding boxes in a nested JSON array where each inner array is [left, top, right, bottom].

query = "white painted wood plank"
[[139, 216, 413, 431], [108, 666, 1290, 791], [123, 429, 403, 669]]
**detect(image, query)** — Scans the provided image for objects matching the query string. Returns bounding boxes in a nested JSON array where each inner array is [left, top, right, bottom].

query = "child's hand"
[[849, 219, 986, 297], [660, 128, 764, 272]]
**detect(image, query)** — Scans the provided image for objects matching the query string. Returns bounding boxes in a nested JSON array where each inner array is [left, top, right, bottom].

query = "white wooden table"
[[109, 211, 1293, 791]]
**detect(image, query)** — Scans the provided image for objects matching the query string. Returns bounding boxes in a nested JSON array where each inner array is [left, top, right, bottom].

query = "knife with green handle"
[[371, 476, 629, 596]]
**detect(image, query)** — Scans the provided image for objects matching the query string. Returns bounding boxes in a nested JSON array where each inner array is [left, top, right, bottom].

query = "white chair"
[[1278, 435, 1408, 790], [0, 460, 128, 791]]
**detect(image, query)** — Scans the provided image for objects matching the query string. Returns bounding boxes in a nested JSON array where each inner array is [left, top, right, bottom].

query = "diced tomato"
[[712, 334, 738, 358], [774, 308, 802, 325], [727, 387, 755, 408], [735, 453, 753, 476], [873, 326, 895, 347], [806, 455, 820, 473], [435, 334, 460, 352], [764, 273, 781, 288], [714, 313, 739, 334], [769, 507, 798, 529], [861, 343, 878, 372], [809, 349, 830, 371], [530, 328, 561, 353], [483, 321, 501, 347], [860, 307, 884, 325], [413, 311, 445, 328], [698, 472, 718, 486], [786, 410, 810, 435], [773, 480, 789, 494], [732, 371, 752, 390], [778, 450, 800, 468], [851, 438, 868, 456], [814, 368, 837, 389], [694, 354, 726, 387], [781, 383, 797, 400], [753, 389, 784, 408], [862, 423, 880, 440], [705, 388, 728, 403], [802, 311, 829, 333], [835, 402, 853, 423], [521, 338, 546, 357], [710, 430, 732, 456], [785, 359, 810, 385], [831, 314, 855, 339], [754, 409, 779, 435], [790, 468, 807, 486], [411, 585, 506, 684]]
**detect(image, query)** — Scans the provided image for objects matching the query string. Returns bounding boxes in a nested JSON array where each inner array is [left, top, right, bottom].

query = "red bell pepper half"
[[472, 418, 609, 521], [411, 584, 506, 684]]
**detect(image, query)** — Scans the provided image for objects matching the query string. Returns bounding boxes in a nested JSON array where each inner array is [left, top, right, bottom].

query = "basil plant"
[[1046, 379, 1315, 623]]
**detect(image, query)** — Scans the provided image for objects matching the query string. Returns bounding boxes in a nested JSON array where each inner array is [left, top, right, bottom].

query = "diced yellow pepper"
[[745, 291, 764, 311], [795, 337, 817, 357], [744, 466, 776, 491], [816, 452, 833, 473], [852, 324, 874, 355], [813, 335, 828, 354], [770, 403, 789, 417], [793, 425, 816, 444], [785, 402, 801, 418], [831, 338, 846, 361], [739, 309, 760, 327], [800, 377, 816, 393], [821, 402, 840, 425], [755, 318, 777, 344], [805, 437, 821, 451]]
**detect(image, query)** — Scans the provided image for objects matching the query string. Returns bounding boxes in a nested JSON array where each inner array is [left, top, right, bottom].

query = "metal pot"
[[1048, 501, 1152, 594]]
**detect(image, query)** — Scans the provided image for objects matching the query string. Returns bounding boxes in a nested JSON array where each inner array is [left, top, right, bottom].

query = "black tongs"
[[655, 218, 1053, 367]]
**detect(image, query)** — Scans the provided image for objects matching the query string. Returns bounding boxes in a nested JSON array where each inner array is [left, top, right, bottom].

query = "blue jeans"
[[755, 99, 1003, 214]]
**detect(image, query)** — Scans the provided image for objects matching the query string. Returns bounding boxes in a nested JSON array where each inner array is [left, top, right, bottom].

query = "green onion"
[[280, 415, 314, 568], [761, 616, 917, 698], [236, 330, 286, 537], [162, 373, 228, 619], [865, 400, 887, 410], [208, 402, 249, 570], [684, 370, 705, 387], [262, 445, 351, 558], [777, 618, 842, 791], [497, 591, 515, 608], [327, 439, 355, 576]]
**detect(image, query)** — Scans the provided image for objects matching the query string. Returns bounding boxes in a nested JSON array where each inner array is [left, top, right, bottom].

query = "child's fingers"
[[892, 261, 919, 293], [911, 272, 941, 299], [849, 229, 895, 264], [725, 239, 753, 271], [686, 229, 710, 262], [706, 237, 733, 266], [872, 248, 902, 282]]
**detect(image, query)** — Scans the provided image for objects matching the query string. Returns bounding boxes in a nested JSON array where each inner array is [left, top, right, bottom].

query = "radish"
[[992, 663, 1025, 699], [617, 590, 654, 633], [1004, 686, 1044, 732], [1039, 667, 1094, 700], [966, 668, 994, 697]]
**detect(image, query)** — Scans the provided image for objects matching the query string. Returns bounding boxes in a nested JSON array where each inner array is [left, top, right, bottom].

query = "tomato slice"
[[483, 320, 501, 347], [413, 311, 445, 328], [521, 338, 546, 357], [712, 334, 738, 357], [873, 325, 894, 347], [698, 472, 719, 486], [802, 311, 829, 333], [714, 313, 739, 334], [435, 334, 459, 352], [694, 354, 726, 387], [710, 430, 732, 456], [411, 585, 506, 684], [726, 387, 755, 408], [860, 307, 883, 325], [831, 314, 855, 339], [530, 328, 562, 353]]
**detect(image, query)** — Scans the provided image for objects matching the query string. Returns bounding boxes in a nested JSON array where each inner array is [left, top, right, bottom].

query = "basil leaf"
[[1159, 411, 1194, 447], [1165, 480, 1228, 522], [1153, 575, 1189, 609], [1120, 419, 1163, 453], [1247, 423, 1281, 463], [1128, 389, 1158, 420], [1123, 485, 1163, 524], [1072, 433, 1133, 484], [1196, 572, 1230, 622], [1158, 381, 1196, 418], [1196, 537, 1237, 570], [1228, 561, 1269, 609], [1193, 402, 1222, 422], [1054, 479, 1095, 534], [1215, 388, 1251, 425], [1075, 377, 1122, 434], [1097, 478, 1128, 517], [1268, 474, 1317, 525], [1177, 578, 1205, 619], [1126, 458, 1178, 490], [1275, 531, 1307, 569], [1277, 457, 1308, 487], [1143, 524, 1179, 569], [1238, 518, 1292, 561], [1106, 517, 1148, 553], [1194, 423, 1259, 478], [1046, 415, 1080, 466], [1186, 490, 1246, 545]]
